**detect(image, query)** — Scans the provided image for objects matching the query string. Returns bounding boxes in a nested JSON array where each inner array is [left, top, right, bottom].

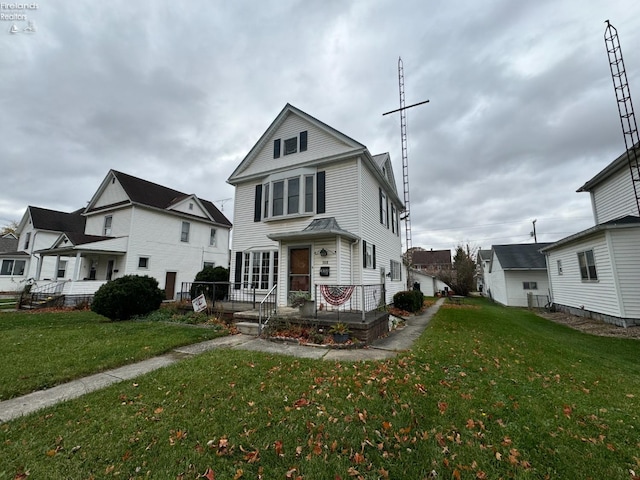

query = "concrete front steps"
[[233, 307, 300, 335]]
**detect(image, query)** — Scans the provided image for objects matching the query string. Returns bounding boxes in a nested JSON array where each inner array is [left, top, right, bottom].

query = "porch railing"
[[259, 284, 277, 334], [179, 281, 257, 309], [315, 284, 385, 321]]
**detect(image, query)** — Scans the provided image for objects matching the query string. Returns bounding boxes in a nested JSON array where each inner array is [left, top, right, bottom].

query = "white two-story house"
[[227, 104, 405, 312], [541, 145, 640, 327], [29, 170, 232, 302]]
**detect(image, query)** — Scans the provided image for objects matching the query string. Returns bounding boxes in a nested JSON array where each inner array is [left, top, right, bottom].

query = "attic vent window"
[[284, 137, 297, 155], [189, 203, 194, 210]]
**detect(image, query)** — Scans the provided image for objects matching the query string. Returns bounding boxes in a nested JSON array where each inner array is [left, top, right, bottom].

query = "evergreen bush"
[[91, 275, 165, 321], [393, 290, 424, 312], [190, 266, 229, 301]]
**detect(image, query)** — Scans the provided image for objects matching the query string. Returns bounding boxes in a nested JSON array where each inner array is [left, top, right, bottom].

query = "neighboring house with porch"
[[226, 103, 405, 314], [541, 145, 640, 327], [0, 207, 86, 293], [23, 170, 232, 302], [484, 243, 552, 307]]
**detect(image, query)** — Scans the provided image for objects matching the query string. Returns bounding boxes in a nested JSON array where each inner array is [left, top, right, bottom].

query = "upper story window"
[[254, 170, 324, 222], [210, 228, 217, 247], [363, 240, 376, 269], [379, 188, 389, 228], [181, 221, 190, 243], [284, 137, 297, 155], [273, 131, 308, 158], [24, 232, 31, 250], [103, 215, 112, 236], [557, 259, 563, 275], [577, 249, 598, 281]]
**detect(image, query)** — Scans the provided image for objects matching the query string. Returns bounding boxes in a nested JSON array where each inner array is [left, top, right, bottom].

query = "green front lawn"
[[0, 309, 229, 400], [1, 299, 639, 479]]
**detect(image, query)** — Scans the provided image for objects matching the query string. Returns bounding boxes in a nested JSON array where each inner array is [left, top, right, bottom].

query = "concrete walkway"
[[0, 298, 444, 423]]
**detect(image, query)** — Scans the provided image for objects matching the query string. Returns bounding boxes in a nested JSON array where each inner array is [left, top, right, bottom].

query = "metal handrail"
[[258, 284, 277, 334]]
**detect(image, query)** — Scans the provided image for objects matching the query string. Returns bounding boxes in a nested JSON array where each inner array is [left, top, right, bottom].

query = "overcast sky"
[[2, 0, 639, 253]]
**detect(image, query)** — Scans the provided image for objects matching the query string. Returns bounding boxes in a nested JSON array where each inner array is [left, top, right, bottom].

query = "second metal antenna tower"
[[604, 20, 640, 215]]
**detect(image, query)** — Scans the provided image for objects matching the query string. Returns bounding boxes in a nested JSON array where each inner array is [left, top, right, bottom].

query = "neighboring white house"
[[226, 103, 405, 311], [18, 170, 231, 302], [411, 269, 450, 297], [484, 243, 552, 307], [0, 207, 86, 293], [541, 145, 640, 327]]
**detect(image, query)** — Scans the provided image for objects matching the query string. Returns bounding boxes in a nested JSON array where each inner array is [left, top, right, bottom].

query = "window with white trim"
[[57, 260, 67, 278], [181, 221, 190, 243], [24, 232, 31, 250], [242, 251, 278, 290], [210, 228, 217, 247], [103, 215, 112, 236], [557, 259, 563, 275], [284, 137, 298, 155], [263, 173, 315, 219], [1, 259, 26, 276], [390, 260, 402, 281], [522, 281, 537, 290], [577, 250, 597, 281], [138, 257, 149, 269]]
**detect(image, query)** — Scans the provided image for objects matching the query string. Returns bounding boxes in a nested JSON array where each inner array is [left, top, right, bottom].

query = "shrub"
[[91, 275, 165, 321], [190, 266, 229, 301], [393, 290, 424, 313]]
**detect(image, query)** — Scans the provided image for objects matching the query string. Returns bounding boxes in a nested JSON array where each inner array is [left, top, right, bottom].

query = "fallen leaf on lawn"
[[200, 468, 215, 480], [285, 468, 297, 479], [244, 449, 260, 463], [274, 440, 284, 456], [233, 469, 243, 480], [563, 405, 572, 418], [438, 402, 448, 415], [154, 407, 164, 414]]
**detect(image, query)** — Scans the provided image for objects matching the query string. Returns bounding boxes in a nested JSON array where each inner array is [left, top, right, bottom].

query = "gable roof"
[[26, 206, 86, 233], [228, 103, 366, 183], [412, 249, 451, 266], [491, 243, 552, 270], [0, 236, 18, 254], [577, 143, 640, 192], [540, 215, 640, 252], [86, 170, 232, 227], [477, 249, 492, 263]]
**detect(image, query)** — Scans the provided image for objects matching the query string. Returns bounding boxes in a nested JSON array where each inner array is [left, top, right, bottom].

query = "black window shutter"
[[386, 197, 389, 229], [234, 251, 243, 289], [316, 171, 325, 214], [274, 139, 281, 158], [373, 244, 376, 269], [379, 188, 383, 224], [300, 131, 308, 151], [362, 240, 367, 268], [254, 184, 262, 222]]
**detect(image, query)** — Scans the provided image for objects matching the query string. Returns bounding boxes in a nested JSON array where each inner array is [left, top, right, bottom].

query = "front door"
[[165, 271, 177, 300], [289, 247, 310, 294]]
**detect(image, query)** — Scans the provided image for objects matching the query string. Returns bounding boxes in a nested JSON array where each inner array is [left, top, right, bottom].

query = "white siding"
[[125, 206, 230, 295], [545, 232, 621, 317], [503, 270, 550, 307], [169, 198, 210, 219], [609, 228, 640, 317], [94, 177, 129, 208], [240, 114, 358, 178], [591, 166, 637, 224], [84, 208, 132, 237], [487, 253, 508, 305]]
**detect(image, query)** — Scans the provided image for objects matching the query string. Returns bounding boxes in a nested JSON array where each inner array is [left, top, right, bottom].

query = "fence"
[[314, 284, 385, 321], [527, 293, 550, 309], [179, 281, 258, 309]]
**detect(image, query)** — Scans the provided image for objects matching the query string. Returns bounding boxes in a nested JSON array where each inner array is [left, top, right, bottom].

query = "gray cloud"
[[1, 0, 639, 252]]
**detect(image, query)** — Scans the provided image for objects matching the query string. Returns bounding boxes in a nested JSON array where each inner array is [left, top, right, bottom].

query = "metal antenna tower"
[[604, 20, 640, 215], [383, 58, 429, 287]]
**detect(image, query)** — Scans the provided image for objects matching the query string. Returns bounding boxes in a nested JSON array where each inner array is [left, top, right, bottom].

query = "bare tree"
[[0, 220, 18, 237]]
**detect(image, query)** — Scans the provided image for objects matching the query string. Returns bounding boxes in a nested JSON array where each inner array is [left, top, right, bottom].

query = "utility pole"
[[531, 219, 537, 243]]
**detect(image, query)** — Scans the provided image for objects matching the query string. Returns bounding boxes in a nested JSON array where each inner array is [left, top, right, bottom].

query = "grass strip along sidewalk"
[[0, 310, 228, 401], [1, 299, 640, 479]]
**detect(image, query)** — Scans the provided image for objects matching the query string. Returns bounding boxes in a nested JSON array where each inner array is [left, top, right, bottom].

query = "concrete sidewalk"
[[0, 298, 443, 423]]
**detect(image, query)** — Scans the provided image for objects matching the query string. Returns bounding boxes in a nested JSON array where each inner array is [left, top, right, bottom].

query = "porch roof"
[[36, 234, 127, 257], [267, 217, 360, 242]]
